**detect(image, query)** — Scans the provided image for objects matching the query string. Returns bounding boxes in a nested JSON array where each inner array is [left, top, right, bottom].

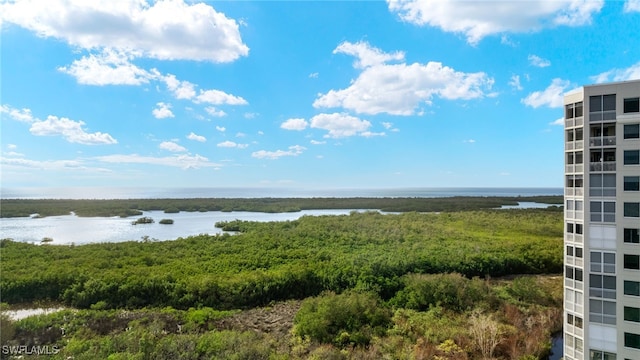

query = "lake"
[[0, 209, 362, 245]]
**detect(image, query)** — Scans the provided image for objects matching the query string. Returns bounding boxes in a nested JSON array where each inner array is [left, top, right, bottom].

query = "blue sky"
[[1, 0, 639, 191]]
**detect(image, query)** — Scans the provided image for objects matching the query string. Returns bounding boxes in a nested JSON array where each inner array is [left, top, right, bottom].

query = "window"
[[624, 97, 640, 113], [567, 223, 574, 234], [624, 254, 640, 270], [590, 174, 616, 196], [624, 124, 640, 139], [576, 247, 583, 258], [590, 201, 616, 222], [624, 228, 639, 243], [624, 332, 640, 349], [625, 281, 640, 296], [590, 274, 616, 299], [566, 266, 583, 281], [576, 223, 583, 235], [625, 307, 640, 322], [590, 94, 616, 121], [624, 203, 640, 217], [567, 245, 574, 256], [567, 313, 583, 328], [591, 252, 616, 273], [590, 299, 616, 325], [590, 350, 617, 360], [624, 176, 640, 191], [624, 150, 640, 165]]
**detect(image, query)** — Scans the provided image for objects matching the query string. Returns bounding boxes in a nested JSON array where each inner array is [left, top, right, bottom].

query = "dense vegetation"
[[0, 208, 564, 359], [0, 195, 562, 218]]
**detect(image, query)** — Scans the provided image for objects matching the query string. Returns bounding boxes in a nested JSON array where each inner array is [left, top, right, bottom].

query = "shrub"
[[293, 291, 391, 347]]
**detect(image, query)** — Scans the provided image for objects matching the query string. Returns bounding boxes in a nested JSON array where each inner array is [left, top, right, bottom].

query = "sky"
[[1, 0, 640, 191]]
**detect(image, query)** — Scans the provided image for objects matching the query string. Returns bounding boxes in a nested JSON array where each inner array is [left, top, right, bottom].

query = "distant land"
[[0, 187, 563, 200]]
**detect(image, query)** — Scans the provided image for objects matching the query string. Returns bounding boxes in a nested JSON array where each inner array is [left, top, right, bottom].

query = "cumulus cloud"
[[187, 132, 206, 142], [281, 118, 308, 131], [159, 141, 186, 152], [528, 54, 551, 68], [196, 90, 247, 105], [205, 107, 227, 117], [315, 42, 493, 115], [509, 75, 523, 91], [590, 61, 640, 83], [58, 49, 151, 86], [387, 0, 603, 45], [29, 115, 117, 145], [522, 78, 571, 108], [550, 118, 565, 126], [152, 102, 175, 119], [625, 0, 640, 12], [251, 145, 306, 160], [217, 141, 248, 149], [0, 0, 249, 62], [310, 140, 326, 145], [1, 105, 35, 122], [334, 41, 405, 69], [310, 113, 372, 138], [216, 126, 226, 132], [162, 74, 197, 99], [96, 153, 216, 169]]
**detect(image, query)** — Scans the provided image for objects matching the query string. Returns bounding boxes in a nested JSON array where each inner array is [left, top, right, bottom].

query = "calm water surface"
[[0, 210, 361, 245]]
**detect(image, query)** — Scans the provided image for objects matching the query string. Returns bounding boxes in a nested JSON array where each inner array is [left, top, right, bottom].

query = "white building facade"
[[564, 80, 640, 360]]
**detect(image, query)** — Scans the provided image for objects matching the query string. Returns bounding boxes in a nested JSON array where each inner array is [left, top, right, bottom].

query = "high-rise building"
[[563, 80, 640, 360]]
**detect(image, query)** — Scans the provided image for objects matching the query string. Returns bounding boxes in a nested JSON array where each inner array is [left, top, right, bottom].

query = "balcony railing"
[[589, 161, 616, 172], [565, 164, 584, 173], [590, 111, 616, 122], [589, 136, 616, 147], [565, 117, 584, 128], [564, 140, 584, 150], [589, 187, 616, 197]]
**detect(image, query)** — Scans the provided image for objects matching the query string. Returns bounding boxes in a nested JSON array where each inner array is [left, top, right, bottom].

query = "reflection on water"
[[548, 332, 563, 360], [0, 210, 359, 245]]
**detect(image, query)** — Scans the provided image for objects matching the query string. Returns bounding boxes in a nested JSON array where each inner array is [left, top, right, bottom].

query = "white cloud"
[[550, 118, 565, 126], [381, 122, 393, 129], [58, 49, 151, 85], [522, 78, 571, 108], [162, 74, 197, 100], [6, 144, 18, 150], [0, 0, 249, 62], [216, 126, 226, 132], [205, 107, 228, 118], [387, 0, 603, 45], [315, 42, 493, 115], [464, 139, 476, 143], [1, 156, 111, 173], [96, 153, 217, 169], [159, 141, 187, 152], [310, 140, 326, 145], [29, 115, 118, 145], [528, 54, 551, 68], [281, 118, 308, 131], [309, 72, 319, 78], [187, 132, 206, 142], [360, 131, 386, 138], [1, 105, 35, 122], [590, 61, 640, 83], [625, 0, 640, 12], [310, 113, 372, 138], [244, 112, 258, 119], [152, 102, 174, 119], [509, 75, 523, 91], [334, 41, 405, 69], [196, 90, 247, 105], [217, 141, 248, 149], [251, 145, 306, 160]]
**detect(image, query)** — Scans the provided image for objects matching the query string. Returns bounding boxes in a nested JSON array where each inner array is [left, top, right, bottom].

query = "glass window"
[[624, 202, 640, 218], [590, 299, 616, 325], [625, 280, 640, 296], [589, 274, 616, 299], [624, 307, 640, 322], [624, 254, 640, 270], [624, 124, 640, 139], [624, 176, 640, 191], [576, 247, 583, 258], [576, 223, 583, 235], [603, 94, 616, 111], [591, 95, 603, 112], [575, 101, 583, 117], [624, 97, 640, 113], [624, 228, 640, 243], [624, 332, 640, 349], [624, 150, 640, 165], [566, 104, 575, 119], [567, 223, 574, 233], [567, 245, 574, 256], [590, 350, 617, 360]]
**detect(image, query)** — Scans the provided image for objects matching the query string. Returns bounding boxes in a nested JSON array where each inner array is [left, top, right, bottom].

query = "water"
[[0, 209, 361, 245], [1, 187, 563, 199]]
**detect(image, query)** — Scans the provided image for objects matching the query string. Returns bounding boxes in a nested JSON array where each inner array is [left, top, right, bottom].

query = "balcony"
[[589, 161, 616, 172], [589, 187, 616, 197], [565, 116, 584, 128], [589, 110, 616, 122], [589, 136, 616, 147], [565, 140, 584, 151]]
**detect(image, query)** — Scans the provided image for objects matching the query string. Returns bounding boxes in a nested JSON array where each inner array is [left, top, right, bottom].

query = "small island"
[[131, 216, 154, 225], [158, 219, 174, 225]]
